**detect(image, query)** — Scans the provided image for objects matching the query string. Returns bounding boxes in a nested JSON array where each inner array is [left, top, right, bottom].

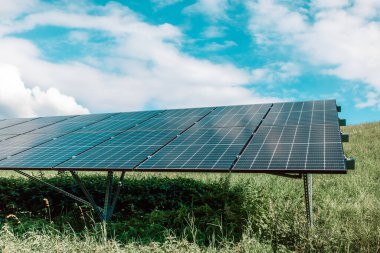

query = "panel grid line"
[[267, 103, 294, 170], [0, 117, 40, 131], [304, 101, 315, 169], [248, 104, 282, 169], [0, 114, 121, 163], [133, 107, 217, 169], [52, 111, 166, 168], [285, 102, 304, 169], [229, 103, 274, 171], [2, 115, 77, 140]]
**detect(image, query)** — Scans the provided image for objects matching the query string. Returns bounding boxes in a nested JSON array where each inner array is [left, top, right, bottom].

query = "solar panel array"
[[0, 100, 348, 173]]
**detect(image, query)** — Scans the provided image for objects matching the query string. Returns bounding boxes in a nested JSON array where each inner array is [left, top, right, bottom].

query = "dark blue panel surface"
[[57, 130, 180, 169], [0, 134, 58, 159], [31, 114, 111, 133], [0, 118, 36, 130], [0, 116, 71, 135], [0, 132, 116, 168], [137, 127, 252, 170], [262, 110, 338, 126]]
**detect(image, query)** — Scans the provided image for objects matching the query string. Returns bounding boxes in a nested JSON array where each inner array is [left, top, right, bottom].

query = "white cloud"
[[311, 0, 349, 9], [0, 1, 278, 115], [151, 0, 182, 8], [202, 26, 226, 38], [184, 0, 229, 20], [202, 40, 236, 51], [0, 0, 38, 19], [251, 62, 300, 83], [355, 91, 380, 109], [248, 0, 307, 44], [247, 0, 380, 108], [68, 31, 90, 43], [0, 63, 89, 118]]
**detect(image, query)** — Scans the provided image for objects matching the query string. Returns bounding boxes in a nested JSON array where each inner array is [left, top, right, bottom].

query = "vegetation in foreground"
[[0, 121, 379, 253]]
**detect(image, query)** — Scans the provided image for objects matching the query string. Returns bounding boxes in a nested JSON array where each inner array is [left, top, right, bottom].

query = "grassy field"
[[0, 121, 379, 253]]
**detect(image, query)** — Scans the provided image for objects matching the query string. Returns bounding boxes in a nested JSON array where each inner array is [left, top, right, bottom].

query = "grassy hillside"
[[0, 121, 379, 253]]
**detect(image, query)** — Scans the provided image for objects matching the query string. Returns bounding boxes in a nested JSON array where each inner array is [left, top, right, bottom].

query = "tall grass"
[[0, 121, 379, 252]]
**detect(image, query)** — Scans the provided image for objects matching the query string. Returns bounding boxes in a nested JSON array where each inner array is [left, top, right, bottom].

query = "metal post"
[[303, 173, 313, 227], [103, 171, 114, 221], [108, 171, 126, 219], [70, 171, 105, 221]]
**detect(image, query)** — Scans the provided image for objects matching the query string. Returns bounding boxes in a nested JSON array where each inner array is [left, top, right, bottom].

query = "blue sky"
[[0, 0, 379, 124]]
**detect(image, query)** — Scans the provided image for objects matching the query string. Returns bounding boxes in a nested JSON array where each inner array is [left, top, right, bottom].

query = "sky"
[[0, 0, 379, 124]]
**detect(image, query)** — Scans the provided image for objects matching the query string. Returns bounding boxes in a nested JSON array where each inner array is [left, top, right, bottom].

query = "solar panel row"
[[0, 99, 348, 173]]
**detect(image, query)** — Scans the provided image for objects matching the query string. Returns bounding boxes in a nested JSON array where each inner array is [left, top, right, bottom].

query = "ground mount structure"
[[0, 100, 354, 226]]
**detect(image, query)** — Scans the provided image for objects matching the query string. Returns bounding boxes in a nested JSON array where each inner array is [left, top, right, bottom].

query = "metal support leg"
[[70, 171, 105, 221], [303, 174, 313, 227], [103, 171, 114, 221], [108, 171, 126, 219]]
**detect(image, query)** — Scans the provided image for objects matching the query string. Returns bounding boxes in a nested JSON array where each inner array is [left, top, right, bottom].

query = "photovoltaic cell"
[[74, 111, 164, 132], [263, 110, 339, 126], [67, 113, 114, 122], [0, 116, 72, 135], [195, 104, 270, 130], [0, 134, 58, 159], [137, 127, 252, 170], [31, 114, 112, 133], [133, 116, 202, 130], [233, 143, 345, 171], [158, 107, 213, 118], [0, 135, 17, 141], [57, 130, 181, 169], [270, 100, 336, 113], [0, 118, 36, 130], [76, 119, 142, 132], [0, 132, 116, 168]]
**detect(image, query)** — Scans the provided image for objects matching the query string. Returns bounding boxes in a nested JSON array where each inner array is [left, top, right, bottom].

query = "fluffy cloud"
[[184, 0, 230, 20], [251, 62, 300, 84], [0, 1, 278, 116], [248, 0, 380, 108], [151, 0, 183, 8], [0, 0, 38, 19], [0, 63, 89, 118], [356, 91, 380, 109]]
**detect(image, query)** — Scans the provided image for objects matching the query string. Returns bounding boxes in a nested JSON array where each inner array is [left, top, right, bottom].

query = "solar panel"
[[0, 100, 349, 173]]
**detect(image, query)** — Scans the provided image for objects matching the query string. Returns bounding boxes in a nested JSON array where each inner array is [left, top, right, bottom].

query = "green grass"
[[0, 121, 379, 253]]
